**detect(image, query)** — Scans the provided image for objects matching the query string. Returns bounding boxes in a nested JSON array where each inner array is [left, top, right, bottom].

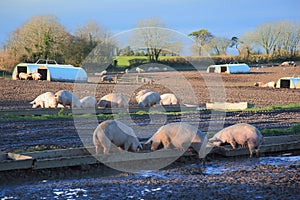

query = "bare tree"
[[273, 21, 300, 57], [130, 17, 182, 62]]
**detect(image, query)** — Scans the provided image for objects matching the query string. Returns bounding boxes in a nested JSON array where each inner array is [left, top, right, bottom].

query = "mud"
[[1, 66, 300, 199], [1, 154, 299, 199]]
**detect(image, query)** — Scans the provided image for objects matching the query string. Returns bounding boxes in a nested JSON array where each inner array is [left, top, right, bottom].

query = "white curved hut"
[[207, 63, 250, 74], [275, 77, 300, 89], [12, 60, 87, 82]]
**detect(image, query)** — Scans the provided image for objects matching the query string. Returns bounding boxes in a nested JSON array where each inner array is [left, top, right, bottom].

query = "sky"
[[0, 0, 300, 48]]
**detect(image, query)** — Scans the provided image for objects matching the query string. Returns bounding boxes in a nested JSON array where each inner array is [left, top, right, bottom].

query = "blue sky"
[[0, 0, 299, 47]]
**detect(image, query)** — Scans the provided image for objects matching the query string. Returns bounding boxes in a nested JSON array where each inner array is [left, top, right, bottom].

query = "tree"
[[4, 15, 70, 63], [188, 29, 213, 56], [130, 17, 182, 62], [207, 37, 231, 55], [65, 20, 111, 66], [255, 22, 281, 56], [230, 36, 243, 55]]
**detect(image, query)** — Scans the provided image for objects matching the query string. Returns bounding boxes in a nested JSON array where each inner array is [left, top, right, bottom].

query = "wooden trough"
[[0, 135, 299, 172]]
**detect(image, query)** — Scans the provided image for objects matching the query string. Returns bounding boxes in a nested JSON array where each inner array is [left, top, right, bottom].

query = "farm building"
[[12, 61, 87, 82], [275, 77, 300, 89], [207, 63, 250, 74]]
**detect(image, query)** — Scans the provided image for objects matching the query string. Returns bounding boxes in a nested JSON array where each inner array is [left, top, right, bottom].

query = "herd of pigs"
[[30, 89, 179, 109], [29, 89, 264, 158]]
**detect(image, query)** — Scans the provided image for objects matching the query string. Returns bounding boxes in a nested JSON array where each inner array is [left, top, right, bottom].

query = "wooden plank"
[[0, 159, 33, 171], [215, 141, 300, 157], [33, 149, 190, 169], [24, 147, 93, 159], [8, 153, 32, 160], [206, 102, 248, 110], [0, 152, 7, 161], [33, 155, 98, 169], [263, 135, 300, 145]]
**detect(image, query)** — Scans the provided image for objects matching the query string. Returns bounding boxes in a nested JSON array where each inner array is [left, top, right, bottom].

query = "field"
[[1, 65, 300, 199]]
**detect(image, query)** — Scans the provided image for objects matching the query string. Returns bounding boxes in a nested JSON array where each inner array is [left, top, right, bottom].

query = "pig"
[[209, 123, 264, 157], [138, 91, 160, 108], [18, 72, 32, 80], [136, 67, 144, 73], [141, 77, 154, 84], [281, 61, 296, 67], [80, 96, 97, 108], [135, 89, 152, 103], [54, 90, 82, 108], [31, 72, 42, 80], [98, 93, 127, 108], [160, 93, 180, 105], [99, 70, 107, 76], [101, 75, 114, 82], [254, 81, 276, 88], [93, 120, 142, 154], [30, 92, 57, 108], [145, 122, 208, 158]]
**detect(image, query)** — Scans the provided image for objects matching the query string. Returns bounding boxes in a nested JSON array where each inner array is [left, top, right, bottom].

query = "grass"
[[1, 103, 300, 122], [261, 123, 300, 136], [115, 56, 148, 67], [246, 103, 300, 112], [114, 56, 182, 67]]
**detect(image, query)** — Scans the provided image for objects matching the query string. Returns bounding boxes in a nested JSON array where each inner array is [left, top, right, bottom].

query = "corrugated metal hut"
[[11, 63, 39, 80], [275, 77, 300, 89], [207, 63, 250, 74], [12, 60, 87, 82]]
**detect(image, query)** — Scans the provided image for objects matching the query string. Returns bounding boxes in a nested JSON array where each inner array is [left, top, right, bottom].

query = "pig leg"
[[229, 140, 237, 149], [162, 137, 174, 149], [124, 141, 131, 151], [247, 141, 255, 158]]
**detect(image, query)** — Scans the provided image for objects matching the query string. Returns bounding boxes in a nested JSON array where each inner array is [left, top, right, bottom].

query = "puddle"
[[53, 188, 88, 199], [133, 170, 167, 179], [204, 155, 300, 175], [259, 156, 300, 165]]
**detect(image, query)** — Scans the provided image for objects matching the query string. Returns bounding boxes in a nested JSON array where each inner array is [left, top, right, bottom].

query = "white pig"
[[80, 96, 97, 108], [145, 122, 208, 158], [30, 92, 57, 108], [93, 120, 142, 154], [54, 90, 82, 108], [135, 89, 152, 103], [209, 123, 264, 157], [138, 91, 160, 108], [98, 93, 127, 108], [160, 93, 180, 105]]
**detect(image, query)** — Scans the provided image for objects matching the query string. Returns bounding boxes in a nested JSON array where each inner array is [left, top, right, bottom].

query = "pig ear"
[[30, 101, 35, 104]]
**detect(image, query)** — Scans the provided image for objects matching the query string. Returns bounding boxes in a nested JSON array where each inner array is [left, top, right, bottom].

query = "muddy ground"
[[0, 66, 300, 199], [0, 66, 300, 109], [1, 155, 299, 199]]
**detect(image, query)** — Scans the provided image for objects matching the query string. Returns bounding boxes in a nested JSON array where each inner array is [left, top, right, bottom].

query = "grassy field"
[[115, 56, 179, 67]]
